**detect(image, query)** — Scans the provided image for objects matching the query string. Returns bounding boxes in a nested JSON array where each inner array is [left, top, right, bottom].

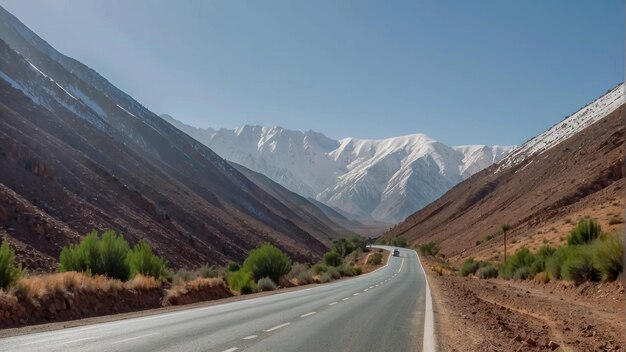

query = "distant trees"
[[0, 241, 22, 289]]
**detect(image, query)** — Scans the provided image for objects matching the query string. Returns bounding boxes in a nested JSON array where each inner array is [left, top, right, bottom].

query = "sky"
[[0, 0, 623, 146]]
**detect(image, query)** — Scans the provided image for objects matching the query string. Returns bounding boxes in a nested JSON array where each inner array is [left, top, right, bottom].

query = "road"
[[0, 246, 434, 352]]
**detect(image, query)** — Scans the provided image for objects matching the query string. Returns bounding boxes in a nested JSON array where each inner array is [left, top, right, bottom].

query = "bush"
[[545, 246, 573, 280], [513, 266, 531, 280], [498, 248, 535, 280], [59, 230, 131, 280], [390, 236, 409, 248], [319, 272, 334, 283], [0, 241, 22, 289], [366, 253, 382, 265], [326, 266, 341, 280], [226, 261, 240, 272], [323, 251, 342, 267], [591, 234, 623, 281], [311, 263, 328, 275], [198, 264, 219, 278], [296, 270, 314, 285], [257, 277, 277, 291], [227, 270, 256, 294], [243, 243, 292, 283], [354, 266, 363, 275], [529, 245, 556, 276], [172, 269, 196, 285], [475, 240, 483, 246], [417, 242, 440, 256], [460, 258, 480, 277], [567, 219, 601, 245], [476, 264, 498, 279], [127, 241, 168, 279], [561, 248, 599, 284], [338, 264, 357, 277], [285, 263, 309, 281], [331, 237, 367, 257]]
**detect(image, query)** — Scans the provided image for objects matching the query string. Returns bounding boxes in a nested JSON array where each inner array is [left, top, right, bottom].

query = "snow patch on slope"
[[497, 84, 625, 172]]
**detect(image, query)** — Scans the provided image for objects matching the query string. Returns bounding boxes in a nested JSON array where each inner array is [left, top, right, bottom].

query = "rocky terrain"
[[386, 84, 625, 262], [0, 6, 355, 272], [423, 258, 625, 351]]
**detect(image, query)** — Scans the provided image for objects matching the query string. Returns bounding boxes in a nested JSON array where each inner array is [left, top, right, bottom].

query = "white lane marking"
[[223, 348, 239, 352], [300, 312, 316, 318], [375, 284, 379, 287], [364, 289, 369, 292], [328, 302, 338, 306], [110, 333, 157, 345], [342, 297, 350, 301], [398, 258, 405, 273], [379, 281, 383, 284], [242, 335, 257, 340], [64, 337, 96, 344], [369, 286, 374, 289], [264, 322, 290, 332], [353, 293, 360, 296]]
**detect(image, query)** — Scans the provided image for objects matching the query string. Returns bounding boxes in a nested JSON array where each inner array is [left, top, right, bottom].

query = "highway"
[[0, 246, 434, 352]]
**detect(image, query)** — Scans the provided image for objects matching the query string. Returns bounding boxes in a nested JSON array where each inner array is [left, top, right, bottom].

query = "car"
[[393, 249, 400, 257]]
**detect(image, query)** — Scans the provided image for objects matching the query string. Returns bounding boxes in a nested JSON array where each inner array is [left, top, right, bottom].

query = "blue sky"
[[0, 0, 623, 146]]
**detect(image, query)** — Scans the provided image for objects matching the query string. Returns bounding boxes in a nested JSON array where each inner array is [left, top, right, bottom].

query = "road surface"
[[0, 246, 434, 352]]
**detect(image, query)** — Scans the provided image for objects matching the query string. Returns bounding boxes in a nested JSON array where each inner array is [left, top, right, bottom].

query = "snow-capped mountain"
[[497, 83, 625, 172], [161, 115, 515, 223]]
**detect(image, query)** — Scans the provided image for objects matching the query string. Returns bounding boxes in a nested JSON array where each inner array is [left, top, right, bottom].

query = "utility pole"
[[501, 224, 511, 263]]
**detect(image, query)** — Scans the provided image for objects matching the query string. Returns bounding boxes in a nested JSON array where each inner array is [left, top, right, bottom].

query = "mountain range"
[[160, 115, 514, 224]]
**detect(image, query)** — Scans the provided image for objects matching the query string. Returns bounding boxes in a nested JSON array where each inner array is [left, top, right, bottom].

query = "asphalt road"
[[0, 246, 434, 352]]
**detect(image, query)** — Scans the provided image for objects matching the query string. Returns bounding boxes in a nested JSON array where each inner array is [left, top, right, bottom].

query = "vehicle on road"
[[393, 249, 400, 257]]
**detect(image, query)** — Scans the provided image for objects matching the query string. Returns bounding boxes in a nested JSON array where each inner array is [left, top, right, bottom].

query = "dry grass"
[[164, 277, 224, 300], [10, 272, 126, 302], [124, 274, 160, 291]]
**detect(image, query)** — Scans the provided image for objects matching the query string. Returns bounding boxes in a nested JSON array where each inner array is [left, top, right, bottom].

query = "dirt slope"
[[386, 103, 624, 262]]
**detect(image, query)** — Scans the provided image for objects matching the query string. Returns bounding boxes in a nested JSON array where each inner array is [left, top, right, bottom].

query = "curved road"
[[0, 246, 434, 352]]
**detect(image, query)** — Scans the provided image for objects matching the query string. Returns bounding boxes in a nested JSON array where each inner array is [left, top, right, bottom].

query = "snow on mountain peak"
[[161, 118, 513, 223]]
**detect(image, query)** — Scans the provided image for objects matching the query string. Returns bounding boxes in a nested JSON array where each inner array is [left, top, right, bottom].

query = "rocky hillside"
[[0, 6, 343, 272], [385, 84, 625, 261], [161, 115, 513, 223]]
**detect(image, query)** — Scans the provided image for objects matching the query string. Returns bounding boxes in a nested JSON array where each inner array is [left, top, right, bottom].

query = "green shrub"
[[59, 230, 131, 280], [0, 241, 22, 289], [476, 264, 498, 279], [417, 242, 440, 256], [198, 264, 219, 278], [475, 240, 483, 246], [296, 270, 314, 285], [127, 241, 168, 279], [338, 264, 357, 277], [354, 266, 363, 275], [366, 253, 382, 265], [257, 277, 277, 291], [498, 248, 535, 280], [545, 246, 573, 280], [326, 266, 341, 280], [319, 272, 334, 283], [227, 270, 256, 294], [226, 261, 240, 272], [331, 237, 367, 257], [390, 236, 409, 248], [529, 245, 556, 276], [243, 243, 292, 283], [513, 266, 531, 280], [460, 258, 480, 277], [323, 251, 342, 267], [285, 263, 309, 281], [172, 268, 196, 285], [311, 263, 328, 275], [567, 219, 601, 245], [561, 247, 599, 284], [591, 234, 623, 282]]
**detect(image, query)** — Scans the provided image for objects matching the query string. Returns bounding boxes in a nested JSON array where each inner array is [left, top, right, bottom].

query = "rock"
[[547, 341, 560, 350], [524, 337, 537, 346]]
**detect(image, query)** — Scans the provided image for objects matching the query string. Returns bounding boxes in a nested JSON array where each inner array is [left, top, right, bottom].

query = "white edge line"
[[300, 312, 316, 318], [415, 250, 436, 352]]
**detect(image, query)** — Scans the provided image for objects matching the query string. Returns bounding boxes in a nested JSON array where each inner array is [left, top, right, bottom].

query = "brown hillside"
[[386, 104, 625, 263]]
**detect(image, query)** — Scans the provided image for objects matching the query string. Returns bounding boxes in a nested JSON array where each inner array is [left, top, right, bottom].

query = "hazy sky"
[[1, 0, 623, 146]]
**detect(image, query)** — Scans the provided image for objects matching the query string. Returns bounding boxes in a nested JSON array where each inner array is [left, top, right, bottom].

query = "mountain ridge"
[[161, 114, 515, 223]]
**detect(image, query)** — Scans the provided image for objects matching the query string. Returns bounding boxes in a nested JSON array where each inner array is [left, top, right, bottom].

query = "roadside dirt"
[[423, 259, 625, 351]]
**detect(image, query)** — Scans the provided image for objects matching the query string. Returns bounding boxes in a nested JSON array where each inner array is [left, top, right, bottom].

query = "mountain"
[[161, 115, 514, 224], [0, 6, 341, 271], [384, 83, 625, 260]]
